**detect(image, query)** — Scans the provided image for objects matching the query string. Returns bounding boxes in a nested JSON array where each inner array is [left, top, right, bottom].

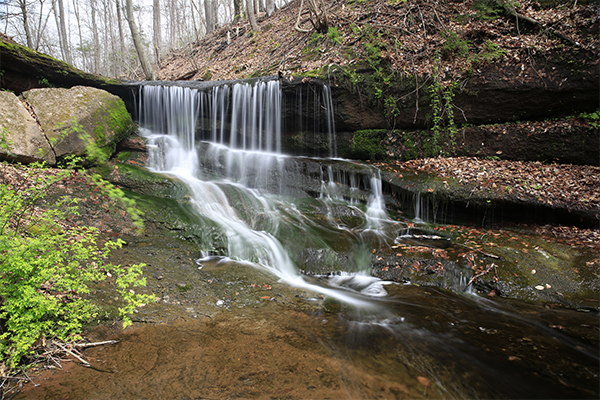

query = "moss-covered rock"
[[22, 86, 135, 162], [0, 39, 122, 95], [351, 129, 388, 161]]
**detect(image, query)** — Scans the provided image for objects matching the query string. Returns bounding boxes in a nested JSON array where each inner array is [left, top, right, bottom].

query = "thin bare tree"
[[124, 0, 155, 79]]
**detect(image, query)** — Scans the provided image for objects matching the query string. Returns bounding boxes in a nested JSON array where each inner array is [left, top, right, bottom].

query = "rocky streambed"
[[6, 150, 599, 399]]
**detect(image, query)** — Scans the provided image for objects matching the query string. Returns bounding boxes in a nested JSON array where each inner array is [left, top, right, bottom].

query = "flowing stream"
[[16, 79, 598, 399]]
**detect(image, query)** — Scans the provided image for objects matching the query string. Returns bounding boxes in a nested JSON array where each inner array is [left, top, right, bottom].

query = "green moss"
[[352, 129, 388, 160], [117, 152, 131, 161]]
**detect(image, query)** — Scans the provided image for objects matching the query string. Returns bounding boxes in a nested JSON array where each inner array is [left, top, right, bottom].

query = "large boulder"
[[22, 86, 135, 161], [0, 91, 55, 164]]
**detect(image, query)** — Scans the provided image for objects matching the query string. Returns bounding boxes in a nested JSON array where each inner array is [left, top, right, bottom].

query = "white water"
[[138, 81, 395, 307]]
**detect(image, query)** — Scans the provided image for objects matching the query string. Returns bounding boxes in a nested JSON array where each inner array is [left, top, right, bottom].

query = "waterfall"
[[290, 83, 338, 158], [137, 80, 393, 306]]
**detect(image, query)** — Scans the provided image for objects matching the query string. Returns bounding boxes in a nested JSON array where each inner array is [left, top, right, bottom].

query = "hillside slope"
[[159, 0, 598, 84]]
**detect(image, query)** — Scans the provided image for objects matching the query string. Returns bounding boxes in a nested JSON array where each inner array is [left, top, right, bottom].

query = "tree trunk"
[[18, 0, 34, 48], [265, 0, 274, 17], [116, 0, 126, 57], [57, 0, 72, 63], [204, 0, 215, 34], [90, 0, 100, 73], [125, 0, 156, 80], [233, 0, 241, 20], [72, 0, 87, 70], [153, 0, 161, 68], [246, 0, 258, 31]]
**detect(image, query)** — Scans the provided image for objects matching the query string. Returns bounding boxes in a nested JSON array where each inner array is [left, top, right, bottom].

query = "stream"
[[16, 79, 599, 399]]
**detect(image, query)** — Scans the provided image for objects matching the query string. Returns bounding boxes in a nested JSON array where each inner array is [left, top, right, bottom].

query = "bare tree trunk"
[[153, 0, 161, 68], [233, 0, 241, 20], [33, 0, 53, 51], [204, 0, 215, 34], [57, 0, 71, 63], [90, 0, 100, 73], [265, 0, 274, 17], [72, 0, 86, 70], [116, 0, 126, 56], [125, 0, 155, 80], [246, 0, 258, 31], [17, 0, 34, 48]]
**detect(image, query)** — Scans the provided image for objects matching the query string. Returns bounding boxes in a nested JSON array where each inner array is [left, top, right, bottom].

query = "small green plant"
[[474, 40, 507, 63], [471, 0, 507, 20], [442, 31, 470, 58], [309, 32, 324, 46], [327, 27, 343, 46], [426, 57, 459, 157], [37, 77, 54, 88], [579, 110, 600, 129], [0, 127, 14, 155]]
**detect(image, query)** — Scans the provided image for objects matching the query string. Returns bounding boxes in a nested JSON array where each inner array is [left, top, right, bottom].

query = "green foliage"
[[309, 32, 324, 46], [474, 40, 507, 63], [117, 151, 132, 161], [352, 130, 387, 160], [37, 77, 54, 88], [0, 127, 14, 155], [401, 133, 419, 160], [327, 27, 343, 46], [426, 57, 459, 157], [471, 0, 519, 20], [579, 110, 600, 129], [0, 160, 152, 369]]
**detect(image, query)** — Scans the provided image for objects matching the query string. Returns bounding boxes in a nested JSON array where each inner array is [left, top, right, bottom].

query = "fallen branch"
[[513, 12, 580, 47], [52, 341, 91, 367], [73, 340, 120, 349], [455, 243, 500, 259], [466, 263, 496, 288]]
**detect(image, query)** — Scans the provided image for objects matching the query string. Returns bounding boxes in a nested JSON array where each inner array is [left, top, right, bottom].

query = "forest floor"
[[158, 0, 598, 84]]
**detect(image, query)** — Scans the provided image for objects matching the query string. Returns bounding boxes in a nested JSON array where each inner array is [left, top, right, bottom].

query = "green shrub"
[[0, 161, 152, 369]]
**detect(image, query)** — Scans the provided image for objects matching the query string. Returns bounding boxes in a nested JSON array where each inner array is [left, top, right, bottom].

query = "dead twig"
[[51, 341, 91, 367], [466, 263, 497, 288], [455, 243, 500, 259], [73, 340, 120, 349]]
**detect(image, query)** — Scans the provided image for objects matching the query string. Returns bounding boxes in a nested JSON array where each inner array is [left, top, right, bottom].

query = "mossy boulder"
[[22, 86, 135, 162]]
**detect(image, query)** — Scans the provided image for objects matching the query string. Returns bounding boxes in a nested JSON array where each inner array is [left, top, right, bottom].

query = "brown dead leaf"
[[416, 376, 430, 387]]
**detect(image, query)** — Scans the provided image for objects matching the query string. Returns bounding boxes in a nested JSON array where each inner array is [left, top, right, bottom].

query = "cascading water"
[[137, 80, 394, 306]]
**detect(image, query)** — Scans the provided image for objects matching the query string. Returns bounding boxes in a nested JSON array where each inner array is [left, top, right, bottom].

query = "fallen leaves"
[[394, 157, 599, 215]]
